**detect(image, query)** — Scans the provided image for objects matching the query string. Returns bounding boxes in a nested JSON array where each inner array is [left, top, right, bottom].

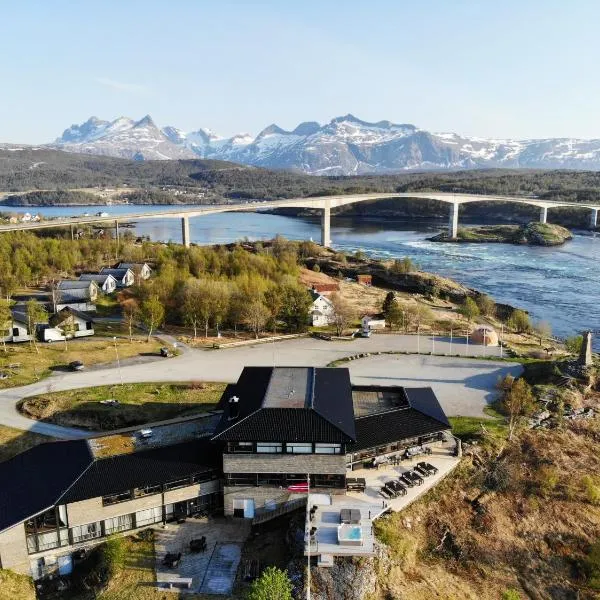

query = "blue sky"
[[1, 0, 600, 143]]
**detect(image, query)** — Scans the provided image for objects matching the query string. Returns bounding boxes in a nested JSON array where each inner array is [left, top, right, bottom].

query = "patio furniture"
[[346, 478, 366, 492], [414, 464, 431, 477], [387, 480, 407, 496], [164, 577, 192, 589], [379, 486, 393, 499], [399, 474, 415, 488], [407, 471, 424, 485], [189, 537, 207, 553], [162, 552, 182, 568], [418, 461, 438, 475], [383, 483, 399, 498]]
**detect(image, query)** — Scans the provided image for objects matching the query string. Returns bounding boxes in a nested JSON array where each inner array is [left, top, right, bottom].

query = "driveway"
[[0, 335, 522, 437]]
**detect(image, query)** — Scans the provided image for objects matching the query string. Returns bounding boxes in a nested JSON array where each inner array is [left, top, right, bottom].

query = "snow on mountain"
[[51, 115, 600, 173]]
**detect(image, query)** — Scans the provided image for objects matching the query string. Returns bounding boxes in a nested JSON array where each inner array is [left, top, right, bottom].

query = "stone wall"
[[223, 453, 346, 475]]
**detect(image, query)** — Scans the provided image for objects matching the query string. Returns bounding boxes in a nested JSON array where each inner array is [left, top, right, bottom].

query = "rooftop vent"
[[228, 396, 240, 421]]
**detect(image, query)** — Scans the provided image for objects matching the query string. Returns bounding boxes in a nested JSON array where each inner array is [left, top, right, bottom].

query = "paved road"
[[0, 335, 522, 439]]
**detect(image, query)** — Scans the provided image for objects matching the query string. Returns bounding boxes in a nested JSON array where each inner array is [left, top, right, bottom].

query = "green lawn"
[[0, 569, 35, 600], [19, 382, 225, 431], [449, 405, 508, 442]]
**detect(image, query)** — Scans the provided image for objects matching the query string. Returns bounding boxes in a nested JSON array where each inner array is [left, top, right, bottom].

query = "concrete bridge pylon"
[[539, 206, 548, 224], [449, 202, 459, 238], [591, 208, 598, 229], [321, 201, 332, 247], [181, 215, 190, 247]]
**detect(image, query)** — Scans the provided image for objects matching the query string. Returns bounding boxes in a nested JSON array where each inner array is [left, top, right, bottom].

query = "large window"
[[135, 507, 163, 527], [134, 484, 162, 498], [164, 477, 192, 491], [315, 443, 342, 454], [71, 522, 102, 544], [104, 514, 133, 535], [25, 506, 69, 554], [286, 443, 312, 454], [229, 442, 254, 453], [102, 491, 132, 506], [256, 443, 282, 454]]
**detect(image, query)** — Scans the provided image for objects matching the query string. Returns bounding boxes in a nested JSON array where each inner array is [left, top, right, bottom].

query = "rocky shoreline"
[[429, 222, 573, 246]]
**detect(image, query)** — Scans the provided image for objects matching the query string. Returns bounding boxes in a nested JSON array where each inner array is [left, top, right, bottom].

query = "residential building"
[[117, 262, 152, 281], [78, 273, 118, 294], [44, 307, 94, 341], [99, 268, 134, 288], [0, 416, 221, 579], [1, 309, 30, 344], [55, 280, 99, 302], [357, 274, 372, 286], [309, 290, 335, 327], [311, 283, 339, 296], [54, 288, 96, 313]]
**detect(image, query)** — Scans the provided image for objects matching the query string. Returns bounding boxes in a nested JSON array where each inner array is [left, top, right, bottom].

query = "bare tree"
[[26, 299, 46, 354], [243, 300, 270, 339], [330, 293, 356, 337], [121, 299, 139, 342], [140, 295, 165, 342], [500, 376, 535, 441], [0, 298, 11, 353]]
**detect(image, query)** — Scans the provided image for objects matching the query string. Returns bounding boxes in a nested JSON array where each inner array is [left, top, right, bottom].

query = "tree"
[[264, 285, 283, 334], [121, 298, 139, 342], [279, 283, 312, 333], [60, 317, 77, 352], [182, 280, 204, 340], [0, 298, 11, 352], [382, 291, 396, 315], [405, 303, 433, 332], [385, 301, 405, 331], [390, 256, 414, 277], [533, 320, 552, 346], [243, 299, 270, 339], [210, 280, 231, 337], [248, 566, 293, 600], [477, 294, 496, 317], [26, 299, 46, 354], [500, 377, 536, 440], [458, 297, 480, 323], [140, 295, 164, 341], [329, 292, 356, 336], [507, 309, 531, 333]]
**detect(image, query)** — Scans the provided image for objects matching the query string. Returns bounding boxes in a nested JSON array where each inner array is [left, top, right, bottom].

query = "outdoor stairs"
[[251, 496, 307, 526]]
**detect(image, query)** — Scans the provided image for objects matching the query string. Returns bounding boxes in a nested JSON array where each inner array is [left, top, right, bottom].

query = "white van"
[[43, 328, 67, 343]]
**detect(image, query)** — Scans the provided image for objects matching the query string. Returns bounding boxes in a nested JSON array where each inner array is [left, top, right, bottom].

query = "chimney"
[[228, 396, 240, 421]]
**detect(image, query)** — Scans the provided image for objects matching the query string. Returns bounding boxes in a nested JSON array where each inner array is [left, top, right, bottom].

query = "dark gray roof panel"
[[0, 440, 93, 532], [404, 387, 451, 428], [313, 368, 356, 440]]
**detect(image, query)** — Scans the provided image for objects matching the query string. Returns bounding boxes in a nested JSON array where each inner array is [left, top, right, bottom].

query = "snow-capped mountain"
[[51, 114, 600, 173]]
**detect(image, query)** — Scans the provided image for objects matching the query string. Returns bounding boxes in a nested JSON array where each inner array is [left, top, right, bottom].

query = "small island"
[[430, 221, 573, 246]]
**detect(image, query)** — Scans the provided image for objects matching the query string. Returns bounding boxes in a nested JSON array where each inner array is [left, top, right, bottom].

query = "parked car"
[[69, 360, 84, 371], [160, 347, 173, 357]]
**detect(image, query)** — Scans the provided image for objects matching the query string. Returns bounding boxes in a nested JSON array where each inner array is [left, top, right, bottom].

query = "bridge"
[[1, 192, 598, 247]]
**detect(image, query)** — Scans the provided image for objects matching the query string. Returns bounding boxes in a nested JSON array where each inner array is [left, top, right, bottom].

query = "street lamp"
[[113, 336, 123, 386]]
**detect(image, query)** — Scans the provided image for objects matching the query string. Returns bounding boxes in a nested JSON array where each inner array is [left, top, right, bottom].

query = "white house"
[[361, 315, 386, 331], [44, 308, 94, 342], [55, 289, 96, 313], [309, 290, 335, 327], [117, 262, 152, 281], [1, 310, 30, 344], [79, 273, 118, 294], [99, 267, 134, 288], [56, 280, 99, 302]]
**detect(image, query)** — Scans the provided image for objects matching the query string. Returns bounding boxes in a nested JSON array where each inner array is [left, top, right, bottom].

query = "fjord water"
[[3, 204, 599, 344]]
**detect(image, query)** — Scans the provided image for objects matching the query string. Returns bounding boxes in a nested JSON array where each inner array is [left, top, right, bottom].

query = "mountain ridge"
[[51, 115, 600, 174]]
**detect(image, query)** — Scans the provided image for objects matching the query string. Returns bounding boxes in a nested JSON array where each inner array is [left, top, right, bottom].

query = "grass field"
[[0, 337, 162, 390], [0, 425, 54, 463], [0, 569, 35, 600], [19, 382, 225, 431]]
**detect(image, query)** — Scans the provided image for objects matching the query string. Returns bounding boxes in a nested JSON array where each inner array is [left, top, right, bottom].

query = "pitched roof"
[[0, 440, 93, 532], [117, 262, 150, 270], [79, 273, 116, 284], [0, 437, 218, 532], [100, 267, 132, 279], [10, 309, 28, 325], [56, 280, 97, 290], [50, 306, 94, 326], [57, 288, 93, 301], [348, 386, 450, 453], [212, 367, 356, 443]]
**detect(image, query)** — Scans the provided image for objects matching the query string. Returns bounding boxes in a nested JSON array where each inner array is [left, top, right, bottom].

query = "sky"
[[1, 0, 600, 143]]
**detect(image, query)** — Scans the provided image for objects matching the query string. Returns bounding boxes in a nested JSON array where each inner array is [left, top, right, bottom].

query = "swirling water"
[[2, 205, 598, 346]]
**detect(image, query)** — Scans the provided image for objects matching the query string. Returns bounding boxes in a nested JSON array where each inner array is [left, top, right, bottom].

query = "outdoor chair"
[[399, 474, 415, 487], [162, 552, 182, 568], [189, 537, 207, 553], [407, 471, 424, 485]]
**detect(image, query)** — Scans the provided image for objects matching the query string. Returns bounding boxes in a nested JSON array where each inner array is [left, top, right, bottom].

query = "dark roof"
[[56, 280, 95, 290], [11, 309, 28, 324], [212, 367, 356, 443], [61, 439, 218, 503], [79, 273, 115, 283], [100, 267, 131, 279], [50, 306, 94, 326], [57, 288, 92, 302], [0, 440, 93, 532], [0, 438, 218, 532], [348, 386, 450, 453]]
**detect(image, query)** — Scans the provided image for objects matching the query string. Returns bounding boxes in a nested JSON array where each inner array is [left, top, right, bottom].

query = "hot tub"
[[338, 524, 363, 546]]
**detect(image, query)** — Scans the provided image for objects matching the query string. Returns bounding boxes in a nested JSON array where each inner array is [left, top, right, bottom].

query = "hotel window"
[[134, 484, 162, 497], [256, 442, 282, 454], [230, 442, 254, 453], [286, 442, 313, 454], [135, 507, 163, 527], [315, 443, 342, 454], [71, 522, 102, 544], [104, 514, 133, 535], [165, 477, 192, 491], [102, 491, 132, 506]]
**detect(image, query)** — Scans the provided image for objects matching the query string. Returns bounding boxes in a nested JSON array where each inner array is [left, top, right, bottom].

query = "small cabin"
[[357, 274, 372, 287], [361, 315, 386, 331]]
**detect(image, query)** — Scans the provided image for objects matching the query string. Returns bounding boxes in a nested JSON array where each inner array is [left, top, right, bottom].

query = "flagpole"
[[306, 472, 311, 600]]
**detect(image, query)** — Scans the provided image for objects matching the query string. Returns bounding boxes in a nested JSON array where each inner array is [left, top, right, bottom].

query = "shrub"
[[582, 475, 600, 505], [502, 589, 522, 600], [311, 263, 320, 273], [584, 541, 600, 591], [101, 536, 126, 578], [247, 566, 293, 600]]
